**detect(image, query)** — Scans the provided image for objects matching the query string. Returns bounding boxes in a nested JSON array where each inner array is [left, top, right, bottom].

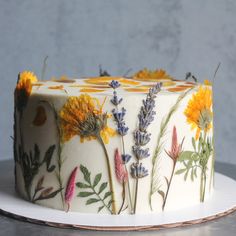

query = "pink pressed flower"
[[65, 166, 78, 212], [166, 126, 183, 162], [114, 149, 128, 184]]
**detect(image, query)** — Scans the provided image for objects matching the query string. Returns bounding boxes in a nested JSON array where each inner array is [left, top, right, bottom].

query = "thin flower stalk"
[[109, 80, 133, 214], [132, 83, 162, 213], [162, 126, 183, 211]]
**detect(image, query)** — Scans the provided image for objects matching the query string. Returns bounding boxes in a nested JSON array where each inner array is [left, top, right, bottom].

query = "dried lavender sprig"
[[132, 82, 162, 213], [109, 80, 133, 213]]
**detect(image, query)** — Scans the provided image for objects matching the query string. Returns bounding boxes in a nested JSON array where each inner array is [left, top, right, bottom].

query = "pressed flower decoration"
[[59, 94, 117, 214], [65, 167, 78, 212], [159, 126, 184, 210], [132, 68, 172, 81], [59, 94, 115, 144], [109, 80, 132, 213], [131, 82, 162, 213], [176, 86, 214, 202], [184, 86, 213, 140], [15, 71, 38, 113]]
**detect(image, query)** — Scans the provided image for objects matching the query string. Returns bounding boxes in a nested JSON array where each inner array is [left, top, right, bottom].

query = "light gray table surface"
[[0, 160, 236, 236]]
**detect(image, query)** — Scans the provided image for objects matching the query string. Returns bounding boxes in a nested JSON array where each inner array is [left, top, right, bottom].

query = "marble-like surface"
[[0, 160, 236, 235], [0, 0, 236, 163]]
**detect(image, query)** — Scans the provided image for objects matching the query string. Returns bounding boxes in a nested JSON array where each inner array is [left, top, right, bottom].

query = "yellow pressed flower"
[[59, 94, 115, 144], [132, 68, 173, 81], [15, 71, 38, 112], [184, 86, 213, 140]]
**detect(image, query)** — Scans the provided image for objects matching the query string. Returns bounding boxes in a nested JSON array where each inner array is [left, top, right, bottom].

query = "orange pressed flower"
[[184, 86, 213, 140], [59, 94, 116, 144], [15, 71, 38, 112], [132, 68, 173, 81]]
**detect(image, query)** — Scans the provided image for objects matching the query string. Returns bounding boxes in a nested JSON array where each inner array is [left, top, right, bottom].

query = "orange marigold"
[[59, 94, 116, 144], [132, 68, 173, 81], [184, 86, 213, 140], [15, 71, 38, 112]]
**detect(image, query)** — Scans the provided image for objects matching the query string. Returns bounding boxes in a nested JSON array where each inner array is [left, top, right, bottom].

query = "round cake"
[[14, 69, 214, 214]]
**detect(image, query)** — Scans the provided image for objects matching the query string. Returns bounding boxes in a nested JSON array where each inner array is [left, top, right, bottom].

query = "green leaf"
[[198, 138, 201, 152], [103, 191, 112, 200], [192, 137, 196, 151], [86, 198, 100, 205], [98, 182, 108, 194], [43, 145, 56, 172], [186, 160, 193, 169], [80, 165, 91, 184], [178, 151, 195, 162], [107, 199, 113, 208], [76, 182, 90, 189], [191, 168, 194, 182], [35, 188, 62, 201], [34, 144, 40, 163], [93, 173, 102, 188], [175, 169, 186, 175], [158, 190, 165, 201], [78, 192, 94, 197], [194, 167, 198, 178], [98, 206, 104, 213], [184, 169, 189, 181]]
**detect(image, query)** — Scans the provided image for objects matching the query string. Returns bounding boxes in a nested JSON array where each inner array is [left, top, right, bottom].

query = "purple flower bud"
[[110, 95, 123, 106], [117, 123, 129, 136], [130, 163, 148, 178], [122, 154, 132, 164], [133, 130, 151, 146], [112, 107, 126, 123], [133, 146, 150, 160], [109, 80, 120, 89]]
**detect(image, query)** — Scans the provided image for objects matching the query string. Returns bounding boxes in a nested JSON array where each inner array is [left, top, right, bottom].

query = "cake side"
[[14, 70, 214, 214]]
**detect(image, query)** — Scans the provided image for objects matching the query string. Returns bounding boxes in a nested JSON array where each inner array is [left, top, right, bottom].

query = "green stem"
[[200, 168, 206, 202], [133, 160, 140, 214], [39, 100, 65, 208], [91, 185, 112, 214], [209, 136, 215, 191], [133, 178, 139, 214], [98, 135, 117, 214], [162, 162, 176, 211], [121, 136, 133, 214], [118, 181, 126, 214]]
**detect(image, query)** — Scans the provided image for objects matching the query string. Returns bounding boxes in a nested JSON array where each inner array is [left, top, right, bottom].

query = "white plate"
[[0, 173, 236, 230]]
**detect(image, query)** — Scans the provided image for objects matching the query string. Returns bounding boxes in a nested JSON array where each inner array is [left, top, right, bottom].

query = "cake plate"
[[0, 173, 236, 231]]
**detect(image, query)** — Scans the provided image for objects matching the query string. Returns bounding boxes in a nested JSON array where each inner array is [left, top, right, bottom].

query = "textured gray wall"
[[0, 0, 236, 163]]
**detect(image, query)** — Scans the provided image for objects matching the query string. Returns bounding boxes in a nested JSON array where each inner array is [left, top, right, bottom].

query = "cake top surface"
[[16, 68, 211, 97]]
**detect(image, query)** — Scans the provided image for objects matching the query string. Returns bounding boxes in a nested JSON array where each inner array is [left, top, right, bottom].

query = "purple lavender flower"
[[122, 154, 132, 164], [111, 94, 123, 106], [130, 163, 148, 179], [132, 82, 162, 173], [112, 107, 126, 123], [138, 109, 156, 132], [132, 146, 150, 160], [133, 130, 151, 146], [142, 98, 155, 114], [149, 83, 162, 99], [117, 123, 129, 136], [109, 80, 120, 89]]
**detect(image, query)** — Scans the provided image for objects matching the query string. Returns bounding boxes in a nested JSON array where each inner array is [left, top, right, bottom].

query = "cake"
[[14, 69, 214, 214]]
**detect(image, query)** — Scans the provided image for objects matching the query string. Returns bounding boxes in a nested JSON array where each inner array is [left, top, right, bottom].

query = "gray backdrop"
[[0, 0, 235, 163]]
